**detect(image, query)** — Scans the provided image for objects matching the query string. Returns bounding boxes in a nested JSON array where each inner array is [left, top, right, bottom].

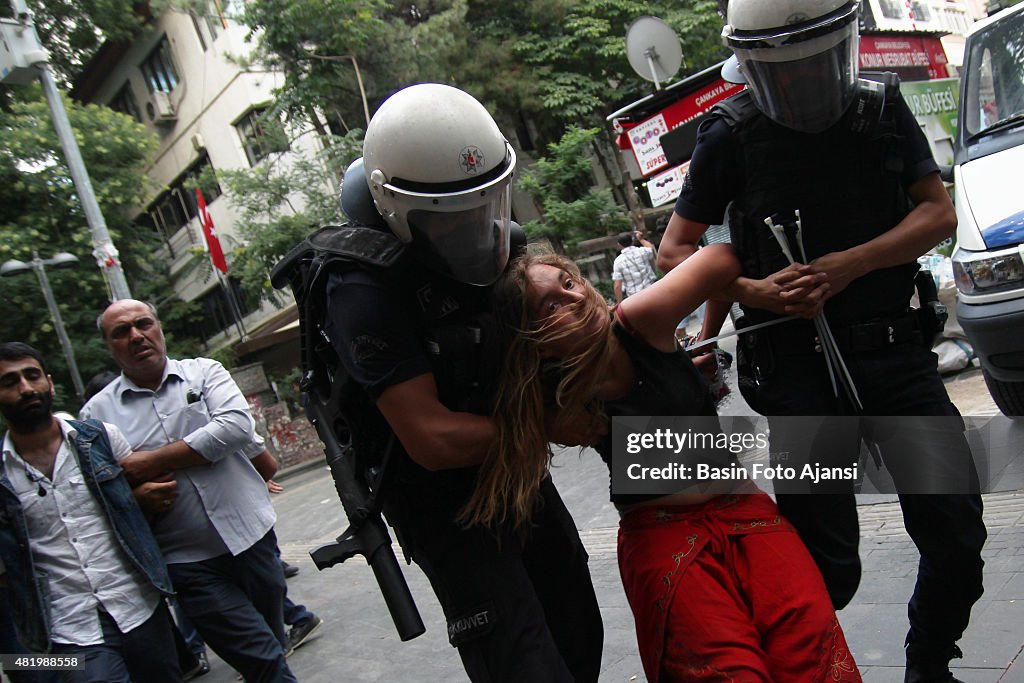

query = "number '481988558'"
[[1, 654, 82, 670]]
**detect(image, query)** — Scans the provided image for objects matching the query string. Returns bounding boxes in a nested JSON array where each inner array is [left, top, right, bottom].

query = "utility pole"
[[1, 252, 86, 402], [1, 0, 132, 300]]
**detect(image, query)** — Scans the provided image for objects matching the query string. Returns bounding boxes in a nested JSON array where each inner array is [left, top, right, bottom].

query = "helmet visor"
[[407, 184, 512, 286], [738, 27, 858, 133]]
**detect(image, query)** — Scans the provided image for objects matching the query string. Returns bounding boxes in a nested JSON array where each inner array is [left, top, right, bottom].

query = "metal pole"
[[31, 253, 85, 402], [36, 64, 132, 301], [644, 48, 663, 91], [9, 0, 131, 302], [215, 269, 247, 341]]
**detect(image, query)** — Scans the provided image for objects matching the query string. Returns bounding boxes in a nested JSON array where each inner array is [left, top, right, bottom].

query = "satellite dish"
[[625, 16, 683, 90], [721, 55, 747, 84]]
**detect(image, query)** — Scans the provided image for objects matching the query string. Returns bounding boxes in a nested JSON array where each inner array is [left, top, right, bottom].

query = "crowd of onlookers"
[[0, 298, 324, 683]]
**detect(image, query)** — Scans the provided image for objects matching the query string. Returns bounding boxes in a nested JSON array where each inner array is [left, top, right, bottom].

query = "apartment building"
[[71, 4, 324, 356]]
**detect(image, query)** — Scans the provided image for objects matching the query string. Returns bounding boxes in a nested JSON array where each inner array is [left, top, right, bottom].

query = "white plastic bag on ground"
[[934, 338, 973, 374]]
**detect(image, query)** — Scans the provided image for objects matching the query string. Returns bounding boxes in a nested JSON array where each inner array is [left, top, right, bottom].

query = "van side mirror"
[[938, 164, 954, 183]]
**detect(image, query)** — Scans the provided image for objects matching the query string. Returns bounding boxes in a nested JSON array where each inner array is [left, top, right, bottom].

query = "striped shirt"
[[612, 245, 658, 298]]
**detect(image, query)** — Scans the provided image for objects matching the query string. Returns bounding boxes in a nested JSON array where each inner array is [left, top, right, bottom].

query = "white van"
[[949, 2, 1024, 416]]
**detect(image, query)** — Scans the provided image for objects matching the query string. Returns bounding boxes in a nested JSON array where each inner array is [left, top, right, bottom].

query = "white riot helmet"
[[363, 83, 516, 286], [722, 0, 860, 133]]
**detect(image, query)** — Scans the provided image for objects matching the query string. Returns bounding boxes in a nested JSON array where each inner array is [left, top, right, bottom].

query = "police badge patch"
[[681, 168, 694, 194], [447, 602, 497, 646], [350, 334, 391, 366], [460, 146, 485, 174]]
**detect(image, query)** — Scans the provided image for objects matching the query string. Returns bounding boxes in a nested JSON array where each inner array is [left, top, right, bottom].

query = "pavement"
[[193, 329, 1024, 682]]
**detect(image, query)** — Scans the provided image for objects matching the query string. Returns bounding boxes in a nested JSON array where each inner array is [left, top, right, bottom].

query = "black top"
[[593, 323, 718, 505], [323, 261, 496, 505], [325, 267, 433, 400], [673, 94, 938, 226]]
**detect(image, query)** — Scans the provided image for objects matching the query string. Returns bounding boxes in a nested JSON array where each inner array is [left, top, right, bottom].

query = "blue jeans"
[[169, 598, 205, 657], [283, 596, 314, 628], [273, 545, 314, 627], [167, 530, 296, 683], [51, 601, 180, 683], [172, 538, 316, 649], [0, 589, 60, 683]]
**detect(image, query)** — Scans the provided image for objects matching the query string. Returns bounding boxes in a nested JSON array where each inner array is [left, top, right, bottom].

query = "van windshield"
[[963, 13, 1024, 139]]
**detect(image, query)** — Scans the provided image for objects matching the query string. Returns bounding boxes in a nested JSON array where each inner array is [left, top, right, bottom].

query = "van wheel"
[[982, 369, 1024, 417]]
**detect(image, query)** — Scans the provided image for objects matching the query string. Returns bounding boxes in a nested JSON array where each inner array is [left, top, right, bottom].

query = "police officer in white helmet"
[[321, 83, 603, 682], [659, 3, 985, 682]]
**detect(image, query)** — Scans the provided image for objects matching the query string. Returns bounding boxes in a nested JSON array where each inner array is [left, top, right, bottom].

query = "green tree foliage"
[[209, 0, 725, 295], [518, 126, 630, 253], [0, 0, 161, 87], [215, 124, 363, 301], [514, 0, 727, 127], [431, 1, 725, 241], [0, 85, 165, 410], [446, 0, 726, 137], [236, 0, 401, 131]]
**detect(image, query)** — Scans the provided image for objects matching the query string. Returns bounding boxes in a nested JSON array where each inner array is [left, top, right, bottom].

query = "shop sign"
[[624, 80, 744, 177], [646, 162, 688, 207]]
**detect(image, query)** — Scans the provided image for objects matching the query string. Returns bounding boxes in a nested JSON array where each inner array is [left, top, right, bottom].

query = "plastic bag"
[[934, 338, 973, 374]]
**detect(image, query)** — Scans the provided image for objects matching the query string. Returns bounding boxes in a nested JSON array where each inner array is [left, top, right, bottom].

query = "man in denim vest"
[[0, 342, 180, 682]]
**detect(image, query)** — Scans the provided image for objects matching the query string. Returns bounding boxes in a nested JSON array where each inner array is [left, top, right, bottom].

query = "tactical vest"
[[715, 76, 919, 325], [274, 224, 500, 472]]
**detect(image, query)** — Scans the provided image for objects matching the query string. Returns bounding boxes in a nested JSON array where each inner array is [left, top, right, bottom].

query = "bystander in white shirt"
[[1, 420, 160, 646], [81, 358, 275, 563]]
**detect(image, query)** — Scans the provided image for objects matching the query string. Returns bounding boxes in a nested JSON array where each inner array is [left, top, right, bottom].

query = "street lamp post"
[[1, 251, 85, 401], [0, 0, 132, 301]]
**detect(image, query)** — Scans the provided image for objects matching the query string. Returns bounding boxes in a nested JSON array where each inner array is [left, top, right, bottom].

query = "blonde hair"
[[460, 247, 613, 532]]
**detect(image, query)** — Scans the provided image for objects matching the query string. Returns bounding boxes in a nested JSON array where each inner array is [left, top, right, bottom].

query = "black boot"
[[905, 642, 965, 683]]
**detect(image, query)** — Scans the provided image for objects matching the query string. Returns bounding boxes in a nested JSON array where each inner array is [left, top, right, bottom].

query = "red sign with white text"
[[619, 34, 949, 178], [859, 34, 949, 81], [622, 80, 745, 176]]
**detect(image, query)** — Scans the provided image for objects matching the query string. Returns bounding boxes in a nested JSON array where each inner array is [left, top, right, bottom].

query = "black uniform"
[[322, 243, 603, 683], [674, 85, 986, 662]]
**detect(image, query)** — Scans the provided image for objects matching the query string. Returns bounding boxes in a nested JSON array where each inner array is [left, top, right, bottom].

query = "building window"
[[189, 3, 224, 51], [142, 154, 222, 254], [141, 36, 179, 94], [205, 4, 223, 42], [110, 84, 142, 122], [878, 0, 904, 19], [189, 11, 208, 51], [910, 1, 931, 22], [197, 277, 260, 339], [235, 107, 289, 166]]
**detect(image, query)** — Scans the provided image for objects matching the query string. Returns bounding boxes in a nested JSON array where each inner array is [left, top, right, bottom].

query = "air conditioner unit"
[[147, 91, 177, 124]]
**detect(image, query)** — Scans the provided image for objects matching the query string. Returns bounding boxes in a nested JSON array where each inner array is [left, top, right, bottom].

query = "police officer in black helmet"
[[658, 2, 986, 682], [322, 83, 603, 682]]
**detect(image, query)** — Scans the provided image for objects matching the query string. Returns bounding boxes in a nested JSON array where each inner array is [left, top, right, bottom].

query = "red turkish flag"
[[195, 188, 228, 273]]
